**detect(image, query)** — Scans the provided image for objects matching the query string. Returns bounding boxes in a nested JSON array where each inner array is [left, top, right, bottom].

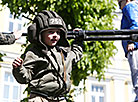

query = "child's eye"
[[49, 31, 54, 34], [48, 30, 60, 35], [57, 31, 60, 35], [49, 31, 60, 34]]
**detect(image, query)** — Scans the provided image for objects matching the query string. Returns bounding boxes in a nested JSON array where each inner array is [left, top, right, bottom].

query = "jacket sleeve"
[[123, 3, 138, 30], [71, 41, 83, 63], [0, 33, 16, 45], [12, 51, 37, 84], [123, 3, 138, 48]]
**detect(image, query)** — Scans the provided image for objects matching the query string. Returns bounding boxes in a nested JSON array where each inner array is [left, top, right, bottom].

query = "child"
[[12, 10, 83, 102]]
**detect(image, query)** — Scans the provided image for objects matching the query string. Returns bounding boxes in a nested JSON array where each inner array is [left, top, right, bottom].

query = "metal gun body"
[[3, 29, 138, 41], [67, 29, 138, 41]]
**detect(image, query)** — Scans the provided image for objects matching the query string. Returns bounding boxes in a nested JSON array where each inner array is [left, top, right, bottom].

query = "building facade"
[[0, 6, 28, 102], [0, 3, 136, 102]]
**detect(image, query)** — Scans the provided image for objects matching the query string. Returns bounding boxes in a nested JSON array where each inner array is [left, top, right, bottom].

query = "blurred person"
[[118, 0, 138, 101]]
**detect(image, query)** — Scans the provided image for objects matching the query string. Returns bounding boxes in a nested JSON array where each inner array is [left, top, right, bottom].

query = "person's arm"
[[123, 2, 138, 29], [123, 3, 138, 49], [0, 30, 22, 45], [71, 29, 84, 63], [0, 33, 15, 45], [71, 42, 83, 63], [12, 51, 36, 84]]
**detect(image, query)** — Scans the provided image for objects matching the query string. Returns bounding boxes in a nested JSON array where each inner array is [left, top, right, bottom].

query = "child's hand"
[[73, 28, 86, 42], [12, 57, 23, 68]]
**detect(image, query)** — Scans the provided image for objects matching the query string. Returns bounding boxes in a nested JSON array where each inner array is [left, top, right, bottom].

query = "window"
[[91, 85, 104, 93], [92, 96, 95, 102], [18, 24, 22, 30], [2, 72, 20, 102], [9, 13, 12, 18], [99, 96, 104, 102], [13, 86, 18, 99], [9, 22, 13, 32], [91, 85, 105, 102], [4, 72, 14, 82], [18, 16, 22, 20], [3, 85, 9, 99]]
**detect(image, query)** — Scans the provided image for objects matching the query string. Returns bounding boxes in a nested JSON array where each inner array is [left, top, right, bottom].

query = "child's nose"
[[53, 32, 58, 36]]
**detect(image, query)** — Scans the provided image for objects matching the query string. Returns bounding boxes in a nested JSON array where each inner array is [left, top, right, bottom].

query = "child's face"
[[42, 29, 61, 46]]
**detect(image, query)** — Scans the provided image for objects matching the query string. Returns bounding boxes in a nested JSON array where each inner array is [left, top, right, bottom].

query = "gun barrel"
[[68, 29, 138, 35], [2, 29, 138, 41], [67, 29, 138, 41], [67, 35, 131, 41]]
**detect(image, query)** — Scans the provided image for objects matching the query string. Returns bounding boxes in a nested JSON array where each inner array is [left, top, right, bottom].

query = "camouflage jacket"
[[12, 43, 83, 98]]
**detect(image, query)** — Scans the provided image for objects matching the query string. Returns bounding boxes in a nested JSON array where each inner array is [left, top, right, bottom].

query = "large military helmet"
[[27, 10, 69, 47]]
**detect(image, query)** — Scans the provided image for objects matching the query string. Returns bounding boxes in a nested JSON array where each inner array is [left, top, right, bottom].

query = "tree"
[[0, 0, 117, 101]]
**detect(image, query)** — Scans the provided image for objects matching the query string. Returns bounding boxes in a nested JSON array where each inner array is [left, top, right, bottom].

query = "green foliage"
[[72, 41, 116, 86], [0, 0, 117, 85], [0, 0, 117, 101], [0, 53, 6, 62], [20, 86, 30, 102], [0, 0, 116, 29]]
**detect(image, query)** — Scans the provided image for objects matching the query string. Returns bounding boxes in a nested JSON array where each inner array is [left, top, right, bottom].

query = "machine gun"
[[2, 29, 138, 41], [67, 29, 138, 41]]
